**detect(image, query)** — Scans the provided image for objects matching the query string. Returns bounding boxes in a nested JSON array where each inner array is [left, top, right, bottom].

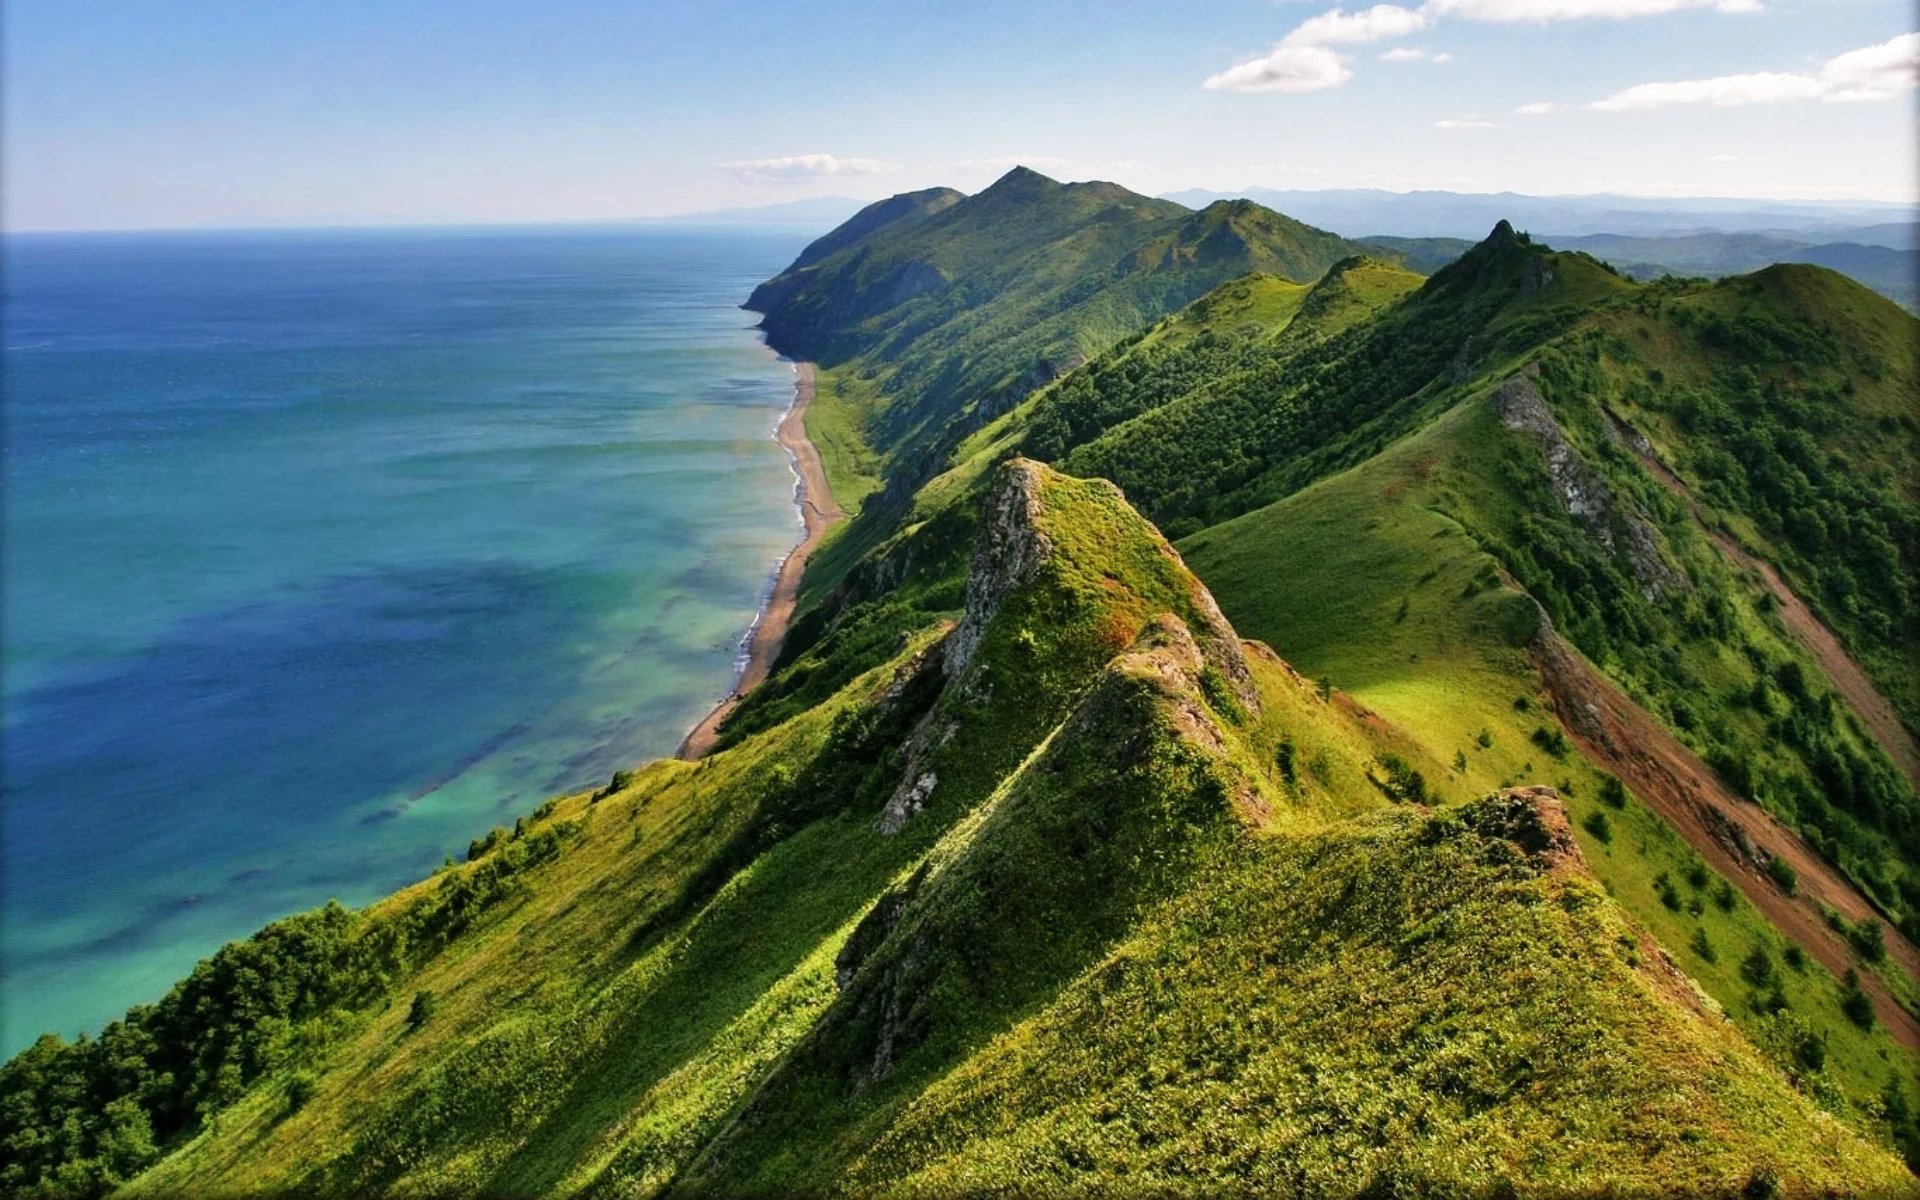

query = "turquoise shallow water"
[[0, 226, 810, 1054]]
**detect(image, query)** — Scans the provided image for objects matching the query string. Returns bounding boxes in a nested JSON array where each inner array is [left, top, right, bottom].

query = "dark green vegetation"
[[1360, 230, 1920, 312], [6, 169, 1918, 1197], [747, 167, 1372, 488]]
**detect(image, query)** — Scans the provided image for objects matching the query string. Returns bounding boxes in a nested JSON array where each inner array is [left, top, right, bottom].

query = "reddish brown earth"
[[1534, 626, 1920, 1048], [1620, 415, 1920, 789], [678, 363, 842, 760]]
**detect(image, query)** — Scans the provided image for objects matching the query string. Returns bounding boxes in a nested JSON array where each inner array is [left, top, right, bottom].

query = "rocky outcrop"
[[1461, 786, 1584, 874], [1494, 370, 1686, 601], [1527, 602, 1612, 747], [878, 769, 941, 836], [941, 459, 1054, 680], [876, 459, 1260, 837], [834, 612, 1266, 1087], [881, 260, 950, 307]]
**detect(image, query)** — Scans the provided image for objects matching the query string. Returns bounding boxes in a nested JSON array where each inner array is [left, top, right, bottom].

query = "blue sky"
[[5, 0, 1913, 230]]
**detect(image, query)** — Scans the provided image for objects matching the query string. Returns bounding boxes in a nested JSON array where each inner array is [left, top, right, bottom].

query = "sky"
[[4, 0, 1914, 231]]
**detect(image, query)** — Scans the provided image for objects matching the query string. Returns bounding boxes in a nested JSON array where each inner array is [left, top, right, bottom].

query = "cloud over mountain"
[[1592, 33, 1918, 109], [717, 154, 897, 181]]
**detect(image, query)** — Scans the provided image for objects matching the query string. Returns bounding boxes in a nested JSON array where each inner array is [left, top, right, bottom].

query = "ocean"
[[0, 225, 812, 1055]]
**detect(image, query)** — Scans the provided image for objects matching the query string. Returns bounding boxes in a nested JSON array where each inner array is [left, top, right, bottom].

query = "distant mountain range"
[[1162, 186, 1913, 244], [644, 195, 869, 227]]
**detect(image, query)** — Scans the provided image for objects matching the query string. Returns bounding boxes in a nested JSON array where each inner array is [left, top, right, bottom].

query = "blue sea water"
[[0, 226, 812, 1055]]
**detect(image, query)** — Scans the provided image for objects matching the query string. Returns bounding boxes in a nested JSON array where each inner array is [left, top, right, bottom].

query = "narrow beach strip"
[[678, 361, 841, 759]]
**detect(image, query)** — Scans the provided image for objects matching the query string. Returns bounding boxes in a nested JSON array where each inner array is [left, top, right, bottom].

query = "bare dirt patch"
[[1612, 411, 1919, 788], [1533, 625, 1920, 1049]]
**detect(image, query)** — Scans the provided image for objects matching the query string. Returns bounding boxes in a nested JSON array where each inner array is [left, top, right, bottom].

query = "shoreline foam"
[[678, 360, 840, 759]]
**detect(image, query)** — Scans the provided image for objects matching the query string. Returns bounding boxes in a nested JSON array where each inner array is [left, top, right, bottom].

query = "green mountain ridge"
[[7, 172, 1920, 1198], [744, 168, 1376, 482], [1360, 230, 1919, 313]]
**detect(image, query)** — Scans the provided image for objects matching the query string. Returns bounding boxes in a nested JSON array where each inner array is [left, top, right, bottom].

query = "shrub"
[[1712, 879, 1737, 913], [1794, 1029, 1827, 1072], [285, 1071, 319, 1114], [407, 990, 438, 1032], [467, 827, 507, 861], [1846, 917, 1887, 963], [1597, 774, 1627, 808], [1530, 725, 1570, 759], [1371, 754, 1428, 804], [1689, 927, 1718, 964], [1581, 810, 1613, 844], [593, 769, 637, 802], [1275, 738, 1297, 787], [1839, 969, 1875, 1029], [1655, 873, 1683, 912], [1765, 855, 1798, 895], [1740, 945, 1776, 988]]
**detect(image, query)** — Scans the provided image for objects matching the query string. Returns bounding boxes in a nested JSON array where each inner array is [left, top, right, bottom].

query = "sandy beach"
[[678, 361, 840, 759]]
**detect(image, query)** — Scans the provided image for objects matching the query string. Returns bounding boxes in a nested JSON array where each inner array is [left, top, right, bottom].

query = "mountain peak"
[[984, 164, 1063, 193]]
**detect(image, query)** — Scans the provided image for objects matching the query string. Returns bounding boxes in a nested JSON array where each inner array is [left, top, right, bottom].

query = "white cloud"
[[1210, 0, 1775, 96], [1431, 51, 1455, 62], [1591, 71, 1825, 109], [1708, 153, 1740, 161], [1203, 44, 1354, 93], [1591, 34, 1918, 109], [1434, 117, 1502, 128], [1284, 4, 1429, 46], [1819, 32, 1920, 101], [715, 153, 896, 180], [1423, 0, 1759, 21], [1514, 100, 1557, 114]]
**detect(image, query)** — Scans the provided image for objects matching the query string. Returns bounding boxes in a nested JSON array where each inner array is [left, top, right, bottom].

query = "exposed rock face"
[[1463, 786, 1584, 874], [878, 770, 939, 835], [882, 260, 949, 307], [837, 613, 1265, 1086], [1520, 255, 1557, 295], [878, 459, 1258, 837], [942, 459, 1053, 679], [1494, 371, 1686, 601], [1180, 553, 1259, 713], [1527, 602, 1612, 747]]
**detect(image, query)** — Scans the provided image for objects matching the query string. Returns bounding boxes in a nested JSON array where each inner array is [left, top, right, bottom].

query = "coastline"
[[678, 361, 839, 759]]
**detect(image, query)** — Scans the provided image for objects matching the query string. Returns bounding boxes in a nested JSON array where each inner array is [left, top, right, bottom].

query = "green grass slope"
[[1180, 390, 1920, 1142], [990, 223, 1918, 938], [12, 459, 1906, 1197], [683, 628, 1905, 1196]]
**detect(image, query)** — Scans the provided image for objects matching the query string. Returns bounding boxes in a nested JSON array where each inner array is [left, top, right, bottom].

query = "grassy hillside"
[[1181, 391, 1920, 1139], [8, 181, 1920, 1197], [973, 227, 1919, 924], [7, 462, 1907, 1198], [746, 168, 1375, 483]]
